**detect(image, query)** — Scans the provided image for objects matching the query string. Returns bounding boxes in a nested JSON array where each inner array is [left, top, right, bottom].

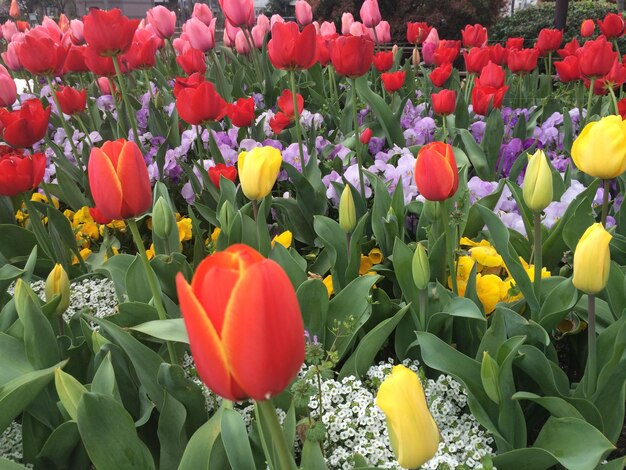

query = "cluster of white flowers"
[[0, 421, 27, 466]]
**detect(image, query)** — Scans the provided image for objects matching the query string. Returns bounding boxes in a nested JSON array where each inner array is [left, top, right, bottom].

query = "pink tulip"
[[341, 12, 354, 35], [2, 40, 22, 71], [218, 0, 255, 28], [185, 17, 216, 52], [251, 25, 265, 48], [69, 19, 84, 44], [360, 0, 381, 28], [271, 14, 284, 28], [320, 21, 336, 36], [235, 30, 250, 54], [295, 1, 313, 26], [58, 14, 70, 33], [0, 65, 17, 106], [42, 16, 61, 39], [224, 20, 240, 44], [375, 20, 390, 43], [142, 24, 165, 49], [350, 21, 368, 37], [147, 6, 176, 39], [97, 77, 112, 95], [192, 3, 213, 26], [223, 29, 234, 48], [257, 14, 270, 33], [424, 27, 439, 47], [2, 21, 18, 42], [422, 42, 437, 65], [312, 21, 320, 34], [173, 34, 192, 54]]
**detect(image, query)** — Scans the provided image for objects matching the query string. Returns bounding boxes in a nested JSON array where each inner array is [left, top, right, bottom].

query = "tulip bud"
[[522, 149, 553, 212], [339, 185, 357, 233], [152, 197, 173, 240], [45, 264, 71, 316], [392, 44, 399, 57], [412, 47, 421, 66], [572, 223, 612, 295], [219, 200, 236, 234], [480, 351, 501, 404], [412, 243, 430, 290]]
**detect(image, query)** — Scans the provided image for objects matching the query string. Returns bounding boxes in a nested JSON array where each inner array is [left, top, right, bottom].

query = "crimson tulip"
[[414, 141, 458, 201], [269, 89, 303, 134], [89, 206, 112, 225], [83, 8, 140, 56], [535, 28, 562, 56], [227, 97, 255, 127], [463, 47, 490, 74], [0, 146, 46, 196], [581, 19, 595, 38], [268, 22, 317, 71], [505, 37, 524, 50], [381, 71, 405, 93], [208, 163, 238, 189], [577, 36, 617, 78], [487, 44, 508, 65], [84, 45, 117, 76], [55, 86, 87, 115], [433, 41, 460, 65], [598, 13, 624, 39], [218, 0, 255, 28], [557, 38, 580, 59], [373, 51, 394, 72], [316, 33, 337, 66], [176, 48, 207, 75], [406, 22, 432, 45], [507, 47, 539, 74], [471, 85, 507, 116], [176, 81, 227, 125], [122, 31, 160, 71], [88, 139, 152, 221], [330, 35, 374, 78], [594, 60, 626, 94], [173, 72, 205, 98], [0, 99, 50, 148], [429, 63, 452, 87], [555, 56, 581, 83], [618, 98, 626, 119], [17, 29, 68, 76], [461, 24, 487, 49], [175, 243, 305, 401], [431, 89, 456, 116], [63, 45, 89, 73], [360, 127, 373, 144], [476, 61, 506, 88]]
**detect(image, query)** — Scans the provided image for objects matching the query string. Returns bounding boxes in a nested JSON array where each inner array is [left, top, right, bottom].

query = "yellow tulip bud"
[[572, 223, 612, 294], [523, 149, 553, 212], [237, 146, 282, 200], [571, 115, 626, 179], [376, 365, 440, 469], [339, 185, 357, 233], [45, 264, 70, 316], [412, 243, 430, 290]]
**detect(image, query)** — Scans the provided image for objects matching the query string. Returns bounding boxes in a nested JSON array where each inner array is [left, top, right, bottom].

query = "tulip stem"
[[586, 294, 597, 396], [289, 70, 307, 177], [350, 79, 366, 199], [608, 86, 619, 115], [74, 114, 94, 148], [252, 199, 259, 221], [533, 212, 542, 299], [143, 70, 155, 103], [586, 77, 596, 125], [127, 218, 179, 365], [108, 77, 123, 139], [418, 288, 428, 330], [112, 55, 142, 151], [255, 400, 298, 470], [601, 179, 610, 227]]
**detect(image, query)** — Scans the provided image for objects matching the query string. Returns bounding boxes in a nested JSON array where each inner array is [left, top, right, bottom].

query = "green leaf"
[[537, 278, 579, 329], [270, 243, 308, 290], [300, 440, 327, 470], [482, 109, 504, 174], [126, 255, 151, 303], [480, 352, 501, 404], [458, 130, 491, 180], [158, 392, 188, 470], [130, 318, 189, 344], [77, 392, 155, 470], [0, 333, 33, 384], [36, 421, 80, 468], [178, 403, 227, 470], [391, 238, 420, 325], [297, 279, 329, 345], [221, 409, 256, 470], [0, 458, 31, 469], [54, 369, 87, 421], [314, 215, 348, 291], [512, 392, 584, 420]]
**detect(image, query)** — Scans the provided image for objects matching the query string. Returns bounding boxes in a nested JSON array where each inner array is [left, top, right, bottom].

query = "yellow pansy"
[[72, 247, 92, 264], [177, 218, 193, 242], [323, 275, 334, 297], [31, 192, 59, 208], [210, 227, 221, 245], [470, 244, 504, 269], [146, 244, 155, 260], [271, 230, 293, 248], [476, 274, 504, 314]]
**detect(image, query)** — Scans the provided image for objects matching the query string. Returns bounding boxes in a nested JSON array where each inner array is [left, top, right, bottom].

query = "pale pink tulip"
[[147, 6, 176, 39], [1, 21, 17, 42], [320, 21, 336, 36], [360, 0, 381, 28], [251, 25, 265, 48], [69, 19, 84, 44], [192, 3, 213, 26], [218, 0, 255, 28], [271, 14, 284, 28], [0, 65, 17, 106], [235, 30, 250, 54], [2, 39, 22, 71], [185, 17, 216, 52], [295, 1, 313, 26], [375, 20, 390, 43], [257, 14, 270, 33], [341, 13, 354, 35]]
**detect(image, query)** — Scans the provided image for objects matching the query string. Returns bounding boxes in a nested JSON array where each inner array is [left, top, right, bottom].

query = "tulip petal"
[[415, 151, 456, 201], [116, 141, 152, 218], [88, 148, 123, 221]]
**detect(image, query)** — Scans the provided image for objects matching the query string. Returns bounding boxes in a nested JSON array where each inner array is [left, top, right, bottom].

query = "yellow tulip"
[[571, 115, 626, 179], [523, 149, 553, 212], [572, 223, 612, 294], [339, 185, 357, 233], [271, 230, 293, 248], [237, 146, 282, 200], [376, 365, 440, 469], [45, 264, 70, 316]]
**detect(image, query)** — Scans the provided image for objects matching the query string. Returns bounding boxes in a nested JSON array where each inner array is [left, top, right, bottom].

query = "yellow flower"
[[177, 217, 193, 242], [339, 185, 357, 233], [146, 217, 153, 231], [271, 230, 293, 248], [470, 244, 504, 269], [44, 264, 70, 316], [376, 365, 440, 469], [323, 275, 334, 297], [107, 220, 126, 231], [572, 223, 612, 294], [31, 192, 59, 208], [523, 149, 553, 212], [72, 247, 92, 264], [210, 227, 221, 244], [368, 247, 383, 264], [72, 207, 94, 227], [80, 222, 100, 241], [63, 209, 75, 221], [146, 244, 155, 260], [571, 115, 626, 179], [476, 273, 504, 314], [15, 210, 27, 225], [359, 255, 374, 275], [500, 278, 523, 303], [456, 255, 476, 281], [104, 246, 119, 260], [459, 237, 480, 247], [237, 146, 282, 200]]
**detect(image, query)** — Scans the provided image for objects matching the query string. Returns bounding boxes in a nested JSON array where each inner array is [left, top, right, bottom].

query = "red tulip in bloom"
[[64, 45, 89, 73], [557, 38, 580, 59], [505, 37, 524, 50], [83, 8, 140, 57], [88, 139, 152, 221], [0, 99, 51, 148], [175, 243, 305, 401], [373, 51, 394, 72], [381, 71, 405, 93], [414, 141, 458, 201], [122, 30, 160, 70], [330, 35, 374, 78], [577, 36, 617, 78], [176, 81, 227, 125], [433, 41, 460, 66], [269, 89, 304, 134], [208, 163, 238, 189], [618, 98, 626, 119], [316, 33, 337, 66], [173, 72, 205, 97], [487, 44, 508, 65], [227, 97, 255, 127], [471, 84, 507, 116], [535, 28, 563, 56], [429, 63, 452, 87], [431, 89, 456, 116], [89, 206, 112, 225], [507, 47, 539, 74], [360, 127, 373, 144], [18, 29, 68, 76], [406, 22, 431, 45], [0, 147, 46, 196], [598, 13, 624, 40], [84, 45, 117, 76], [593, 60, 626, 94], [268, 22, 317, 70], [461, 24, 487, 49], [581, 19, 595, 38], [555, 56, 581, 82], [463, 47, 490, 74], [176, 48, 207, 75], [218, 0, 255, 28], [475, 61, 506, 88], [55, 86, 87, 115], [146, 6, 176, 39]]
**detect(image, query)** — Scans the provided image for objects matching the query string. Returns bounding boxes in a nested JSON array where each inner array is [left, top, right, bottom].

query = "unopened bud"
[[152, 197, 174, 240], [45, 264, 70, 316], [412, 242, 430, 290], [412, 47, 421, 66], [339, 185, 357, 233], [522, 149, 553, 212]]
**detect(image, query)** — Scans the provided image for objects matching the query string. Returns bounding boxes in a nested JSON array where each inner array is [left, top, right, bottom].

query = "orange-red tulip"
[[87, 139, 152, 221], [55, 86, 87, 115], [414, 141, 458, 201], [83, 8, 140, 57], [176, 244, 305, 401]]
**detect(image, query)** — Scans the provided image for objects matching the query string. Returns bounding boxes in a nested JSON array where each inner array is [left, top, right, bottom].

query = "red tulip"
[[208, 163, 237, 189], [594, 60, 626, 94], [227, 97, 255, 127], [429, 63, 452, 87], [618, 98, 626, 119], [84, 45, 118, 76], [64, 45, 89, 73], [381, 70, 405, 93], [476, 61, 506, 88], [173, 72, 205, 98], [555, 56, 581, 83], [88, 139, 152, 221], [581, 19, 595, 38], [535, 28, 562, 56], [175, 243, 305, 401], [218, 0, 255, 28], [414, 141, 458, 201], [330, 35, 374, 78], [176, 81, 227, 125], [268, 22, 317, 71], [372, 50, 394, 72], [557, 38, 580, 59], [0, 99, 50, 148], [505, 37, 524, 50], [122, 31, 160, 71], [17, 29, 68, 76], [83, 8, 140, 57], [406, 22, 431, 45], [507, 47, 539, 74], [598, 13, 624, 40], [269, 89, 303, 134], [316, 33, 337, 66], [176, 48, 207, 75], [146, 6, 176, 40], [89, 206, 112, 225], [433, 41, 460, 65], [431, 89, 456, 116], [55, 86, 87, 115], [360, 127, 373, 144], [487, 44, 508, 65], [463, 47, 490, 74], [461, 24, 487, 49], [577, 36, 617, 78], [0, 146, 46, 196], [471, 84, 507, 116]]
